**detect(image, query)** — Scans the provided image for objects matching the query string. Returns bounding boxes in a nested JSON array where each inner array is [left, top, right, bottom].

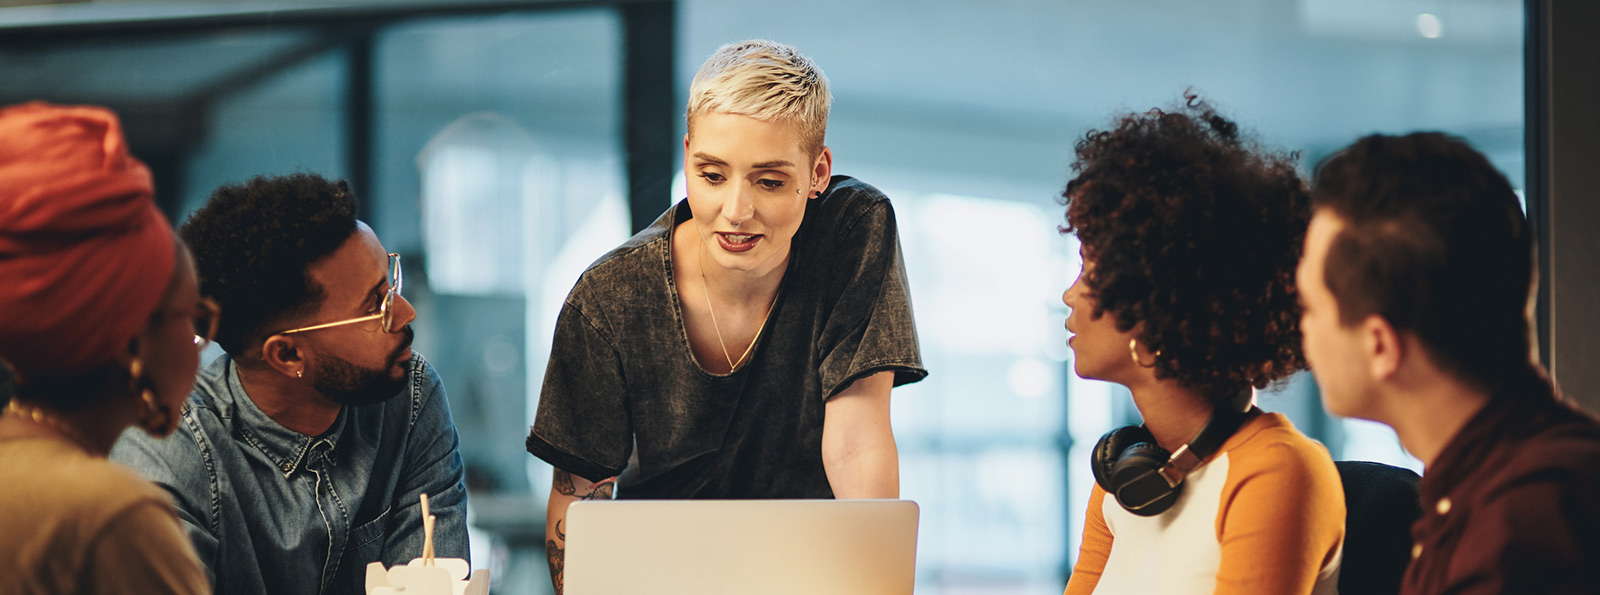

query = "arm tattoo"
[[554, 469, 617, 500], [549, 471, 615, 594], [546, 519, 565, 595], [554, 468, 577, 496], [586, 480, 616, 501]]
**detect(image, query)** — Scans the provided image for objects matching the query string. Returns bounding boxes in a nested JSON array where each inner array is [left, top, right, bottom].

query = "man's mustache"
[[389, 326, 416, 364]]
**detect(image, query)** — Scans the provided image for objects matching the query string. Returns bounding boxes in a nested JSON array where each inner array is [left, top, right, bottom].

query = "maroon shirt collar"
[[1416, 366, 1558, 504]]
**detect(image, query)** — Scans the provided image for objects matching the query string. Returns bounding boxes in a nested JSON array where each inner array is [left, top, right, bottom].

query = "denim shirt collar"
[[221, 357, 348, 478]]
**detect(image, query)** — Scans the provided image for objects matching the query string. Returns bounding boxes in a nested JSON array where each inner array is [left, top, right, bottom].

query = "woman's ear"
[[810, 146, 833, 198], [116, 335, 142, 370]]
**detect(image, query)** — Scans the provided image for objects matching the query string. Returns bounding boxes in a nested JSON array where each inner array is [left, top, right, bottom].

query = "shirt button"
[[1411, 544, 1423, 560], [1436, 497, 1452, 515], [281, 462, 293, 473]]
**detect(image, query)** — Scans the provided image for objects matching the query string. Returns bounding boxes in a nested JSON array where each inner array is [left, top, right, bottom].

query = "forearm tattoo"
[[554, 468, 576, 496], [546, 520, 566, 595], [548, 470, 617, 594], [553, 469, 617, 500]]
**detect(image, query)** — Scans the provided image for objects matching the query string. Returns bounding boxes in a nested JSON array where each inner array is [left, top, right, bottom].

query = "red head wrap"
[[0, 102, 176, 381]]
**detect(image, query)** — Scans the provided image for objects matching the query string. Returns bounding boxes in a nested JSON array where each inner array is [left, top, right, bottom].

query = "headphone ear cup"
[[1110, 441, 1171, 485], [1092, 426, 1156, 492], [1110, 440, 1182, 517]]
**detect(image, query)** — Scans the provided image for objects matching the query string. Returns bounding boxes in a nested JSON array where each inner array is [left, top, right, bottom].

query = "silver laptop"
[[564, 499, 919, 595]]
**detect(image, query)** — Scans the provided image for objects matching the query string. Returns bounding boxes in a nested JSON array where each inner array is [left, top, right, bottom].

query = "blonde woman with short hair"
[[526, 40, 926, 592]]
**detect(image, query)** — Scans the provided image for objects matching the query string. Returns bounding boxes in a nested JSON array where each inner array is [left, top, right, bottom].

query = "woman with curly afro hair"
[[1061, 97, 1344, 595]]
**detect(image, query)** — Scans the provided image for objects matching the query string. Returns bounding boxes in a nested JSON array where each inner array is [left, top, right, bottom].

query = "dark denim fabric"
[[111, 353, 469, 595], [527, 175, 927, 498]]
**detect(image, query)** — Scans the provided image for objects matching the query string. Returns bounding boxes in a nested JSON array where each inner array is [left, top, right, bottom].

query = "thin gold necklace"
[[697, 246, 779, 372], [5, 400, 94, 453]]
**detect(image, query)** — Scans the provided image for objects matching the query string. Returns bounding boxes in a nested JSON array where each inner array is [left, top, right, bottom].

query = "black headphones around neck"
[[1091, 398, 1258, 517]]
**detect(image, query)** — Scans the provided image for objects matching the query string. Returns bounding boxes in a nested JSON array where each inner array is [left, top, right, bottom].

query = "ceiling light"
[[1417, 13, 1443, 39]]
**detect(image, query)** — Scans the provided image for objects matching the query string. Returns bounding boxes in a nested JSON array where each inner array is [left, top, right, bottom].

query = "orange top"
[[1066, 412, 1345, 595]]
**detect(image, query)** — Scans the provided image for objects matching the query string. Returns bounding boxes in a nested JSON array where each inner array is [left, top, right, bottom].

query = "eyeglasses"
[[274, 253, 405, 337], [194, 298, 221, 350]]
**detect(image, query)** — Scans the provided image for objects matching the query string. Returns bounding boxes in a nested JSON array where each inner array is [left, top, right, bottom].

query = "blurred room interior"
[[3, 0, 1595, 592]]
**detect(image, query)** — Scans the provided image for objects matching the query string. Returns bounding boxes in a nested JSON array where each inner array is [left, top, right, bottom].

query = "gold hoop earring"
[[137, 389, 176, 437], [296, 370, 303, 379], [130, 358, 176, 437], [1129, 338, 1161, 368]]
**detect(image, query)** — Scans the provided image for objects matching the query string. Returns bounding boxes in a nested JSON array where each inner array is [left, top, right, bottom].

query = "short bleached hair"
[[686, 39, 832, 156]]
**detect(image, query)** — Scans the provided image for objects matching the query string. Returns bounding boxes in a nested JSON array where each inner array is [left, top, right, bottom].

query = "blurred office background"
[[0, 0, 1527, 592]]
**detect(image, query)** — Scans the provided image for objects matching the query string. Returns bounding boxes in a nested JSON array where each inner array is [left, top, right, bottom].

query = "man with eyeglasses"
[[111, 173, 468, 595]]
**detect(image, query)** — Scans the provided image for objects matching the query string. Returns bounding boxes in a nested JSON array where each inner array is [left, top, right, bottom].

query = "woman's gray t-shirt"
[[525, 175, 927, 498]]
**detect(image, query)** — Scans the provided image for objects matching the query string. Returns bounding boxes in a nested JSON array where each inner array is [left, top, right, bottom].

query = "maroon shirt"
[[1403, 367, 1600, 595]]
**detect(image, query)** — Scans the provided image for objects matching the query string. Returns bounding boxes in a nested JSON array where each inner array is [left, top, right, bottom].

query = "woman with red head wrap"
[[0, 102, 212, 594]]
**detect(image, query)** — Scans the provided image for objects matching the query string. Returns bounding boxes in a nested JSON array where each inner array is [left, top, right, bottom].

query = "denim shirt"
[[111, 353, 469, 595]]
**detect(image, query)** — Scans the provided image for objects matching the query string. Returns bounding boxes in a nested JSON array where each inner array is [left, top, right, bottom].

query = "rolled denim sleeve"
[[381, 359, 470, 565]]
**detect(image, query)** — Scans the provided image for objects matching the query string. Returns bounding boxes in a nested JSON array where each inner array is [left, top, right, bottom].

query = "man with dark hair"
[[111, 173, 469, 595], [1297, 132, 1600, 594]]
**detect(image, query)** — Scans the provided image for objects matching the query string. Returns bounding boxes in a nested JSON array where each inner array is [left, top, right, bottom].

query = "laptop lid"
[[564, 499, 919, 595]]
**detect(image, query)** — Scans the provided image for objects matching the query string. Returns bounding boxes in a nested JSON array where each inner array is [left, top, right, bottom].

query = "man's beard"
[[313, 326, 414, 407]]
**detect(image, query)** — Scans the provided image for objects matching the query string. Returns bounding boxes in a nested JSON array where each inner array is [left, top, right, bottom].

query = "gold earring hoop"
[[137, 389, 176, 437], [1129, 338, 1161, 368], [129, 357, 176, 437], [296, 370, 303, 379]]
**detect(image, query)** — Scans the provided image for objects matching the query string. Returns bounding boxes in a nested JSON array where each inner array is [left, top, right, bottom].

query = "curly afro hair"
[[1062, 96, 1310, 400], [179, 173, 358, 357]]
